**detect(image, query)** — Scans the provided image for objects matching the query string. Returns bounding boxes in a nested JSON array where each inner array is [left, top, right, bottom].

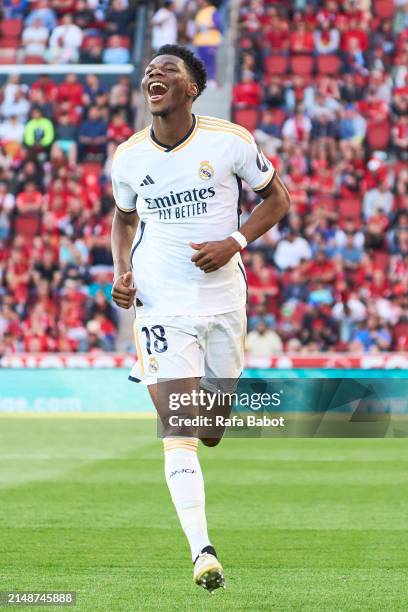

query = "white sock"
[[163, 437, 211, 561]]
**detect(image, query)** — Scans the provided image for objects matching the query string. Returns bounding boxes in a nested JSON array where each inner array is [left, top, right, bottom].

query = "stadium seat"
[[82, 161, 103, 175], [108, 35, 131, 49], [393, 321, 408, 350], [264, 55, 289, 76], [0, 19, 23, 38], [0, 49, 17, 64], [374, 0, 395, 18], [338, 197, 362, 220], [317, 55, 341, 75], [394, 161, 408, 176], [366, 120, 391, 151], [372, 251, 390, 272], [291, 55, 314, 76], [82, 36, 104, 49], [312, 195, 337, 213], [0, 37, 20, 49], [23, 55, 46, 64], [233, 107, 260, 132], [262, 108, 286, 126]]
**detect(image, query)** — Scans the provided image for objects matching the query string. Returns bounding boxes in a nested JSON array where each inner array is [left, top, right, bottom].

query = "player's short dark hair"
[[152, 44, 207, 100]]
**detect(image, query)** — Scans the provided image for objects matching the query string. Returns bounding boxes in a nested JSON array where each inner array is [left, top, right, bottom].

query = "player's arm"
[[191, 174, 290, 274], [110, 159, 139, 308], [237, 173, 290, 244], [111, 208, 139, 308]]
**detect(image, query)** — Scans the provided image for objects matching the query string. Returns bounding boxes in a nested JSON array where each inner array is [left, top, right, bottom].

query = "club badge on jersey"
[[199, 161, 215, 181]]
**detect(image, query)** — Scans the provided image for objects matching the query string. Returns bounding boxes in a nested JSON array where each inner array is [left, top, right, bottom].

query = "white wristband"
[[229, 231, 247, 250]]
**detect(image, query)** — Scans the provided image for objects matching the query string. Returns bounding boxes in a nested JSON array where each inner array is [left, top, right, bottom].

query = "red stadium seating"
[[393, 322, 408, 350], [0, 49, 17, 63], [338, 198, 362, 220], [82, 36, 104, 49], [0, 19, 23, 38], [291, 55, 314, 76], [372, 251, 390, 272], [0, 37, 20, 49], [23, 55, 46, 64], [108, 36, 131, 49], [374, 0, 395, 18], [312, 195, 337, 213], [264, 55, 289, 76], [233, 107, 260, 132], [366, 120, 391, 151], [317, 55, 341, 75], [262, 108, 286, 126]]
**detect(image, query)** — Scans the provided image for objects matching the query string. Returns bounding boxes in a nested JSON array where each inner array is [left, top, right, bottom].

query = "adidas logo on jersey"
[[140, 175, 155, 187]]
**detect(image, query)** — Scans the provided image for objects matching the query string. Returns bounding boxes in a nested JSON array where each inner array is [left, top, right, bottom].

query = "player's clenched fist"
[[190, 238, 241, 273], [111, 271, 136, 309]]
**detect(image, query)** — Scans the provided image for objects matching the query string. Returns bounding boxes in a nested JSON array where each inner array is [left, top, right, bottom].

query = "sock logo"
[[168, 468, 196, 479]]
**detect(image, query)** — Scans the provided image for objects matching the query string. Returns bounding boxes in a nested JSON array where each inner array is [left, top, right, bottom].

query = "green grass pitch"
[[1, 417, 408, 611]]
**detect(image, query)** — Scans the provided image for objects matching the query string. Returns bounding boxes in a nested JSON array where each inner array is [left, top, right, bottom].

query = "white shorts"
[[129, 308, 247, 392]]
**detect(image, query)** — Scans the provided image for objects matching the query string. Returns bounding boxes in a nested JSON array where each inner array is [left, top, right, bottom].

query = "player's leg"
[[130, 316, 225, 591], [200, 307, 247, 447], [148, 378, 225, 591]]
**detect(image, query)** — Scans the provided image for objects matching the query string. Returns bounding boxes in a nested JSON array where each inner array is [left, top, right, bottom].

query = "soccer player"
[[111, 45, 290, 592]]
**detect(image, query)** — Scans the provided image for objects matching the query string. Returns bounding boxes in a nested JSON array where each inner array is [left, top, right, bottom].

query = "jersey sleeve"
[[232, 134, 276, 194], [111, 154, 138, 213]]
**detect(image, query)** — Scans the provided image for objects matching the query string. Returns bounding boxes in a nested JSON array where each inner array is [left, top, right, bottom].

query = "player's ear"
[[188, 82, 198, 99]]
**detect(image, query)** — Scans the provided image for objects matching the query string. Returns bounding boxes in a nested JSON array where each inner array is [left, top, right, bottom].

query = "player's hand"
[[189, 237, 241, 273], [111, 271, 136, 309]]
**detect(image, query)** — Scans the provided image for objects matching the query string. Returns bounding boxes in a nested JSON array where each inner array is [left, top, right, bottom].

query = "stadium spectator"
[[0, 116, 24, 156], [23, 107, 54, 159], [25, 0, 57, 32], [74, 0, 96, 31], [246, 320, 283, 357], [151, 1, 178, 51], [102, 35, 130, 64], [49, 14, 83, 64], [193, 0, 222, 85], [314, 18, 340, 55], [289, 18, 314, 54], [233, 71, 262, 108], [16, 181, 43, 214], [51, 111, 78, 166], [23, 107, 54, 152], [78, 106, 107, 161], [274, 229, 312, 271], [105, 0, 132, 37], [363, 181, 394, 219], [20, 18, 49, 60], [1, 87, 30, 123]]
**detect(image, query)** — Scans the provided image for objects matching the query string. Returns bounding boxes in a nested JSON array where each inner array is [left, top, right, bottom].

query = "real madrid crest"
[[148, 355, 159, 374], [199, 161, 214, 181]]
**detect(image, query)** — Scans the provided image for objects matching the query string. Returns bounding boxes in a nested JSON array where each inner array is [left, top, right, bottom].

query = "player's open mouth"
[[148, 81, 169, 103]]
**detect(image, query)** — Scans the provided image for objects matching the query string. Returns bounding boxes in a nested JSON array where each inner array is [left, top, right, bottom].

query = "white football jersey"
[[111, 114, 275, 316]]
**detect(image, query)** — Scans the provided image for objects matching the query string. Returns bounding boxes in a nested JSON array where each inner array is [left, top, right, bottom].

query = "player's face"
[[142, 55, 197, 117]]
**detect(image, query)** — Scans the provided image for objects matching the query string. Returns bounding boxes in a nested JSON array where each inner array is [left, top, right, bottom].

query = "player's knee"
[[200, 437, 222, 447]]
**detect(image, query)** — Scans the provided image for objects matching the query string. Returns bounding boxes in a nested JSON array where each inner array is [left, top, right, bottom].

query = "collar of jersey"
[[149, 114, 198, 153]]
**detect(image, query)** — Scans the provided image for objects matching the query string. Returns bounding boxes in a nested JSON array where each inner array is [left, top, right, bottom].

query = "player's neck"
[[151, 110, 194, 148]]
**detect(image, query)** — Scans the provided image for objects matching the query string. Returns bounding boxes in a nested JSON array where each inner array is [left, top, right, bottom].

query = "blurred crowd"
[[0, 0, 135, 65], [151, 0, 227, 85], [0, 72, 137, 353], [1, 0, 407, 355], [235, 0, 408, 356]]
